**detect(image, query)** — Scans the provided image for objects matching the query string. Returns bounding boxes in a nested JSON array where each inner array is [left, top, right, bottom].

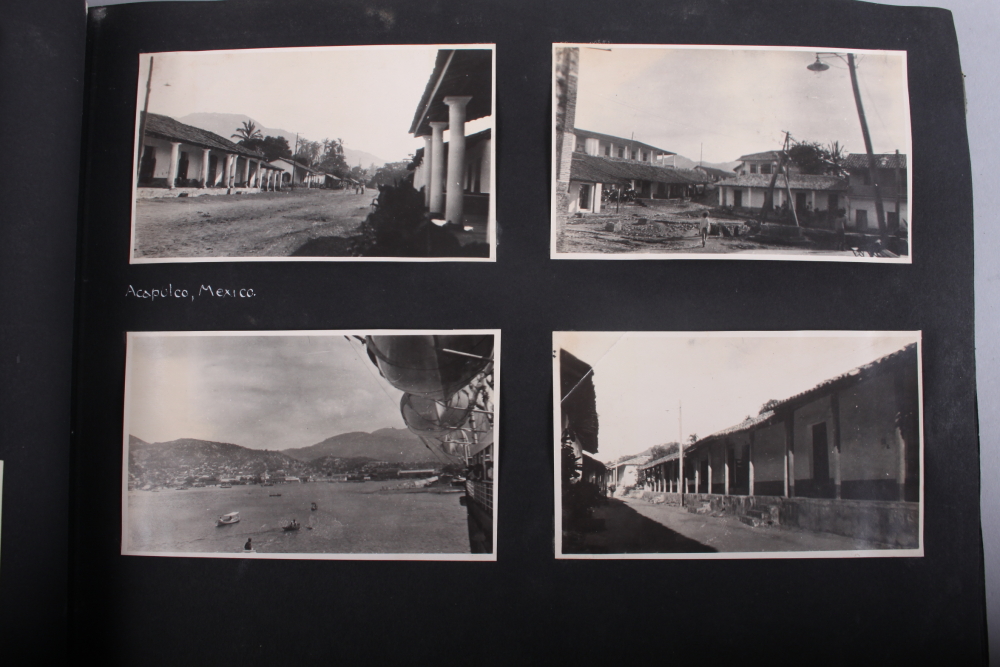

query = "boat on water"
[[217, 511, 240, 526], [281, 519, 300, 531], [310, 502, 318, 511], [219, 483, 232, 488]]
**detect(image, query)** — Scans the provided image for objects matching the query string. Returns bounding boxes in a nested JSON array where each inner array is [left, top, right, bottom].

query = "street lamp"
[[808, 52, 887, 238]]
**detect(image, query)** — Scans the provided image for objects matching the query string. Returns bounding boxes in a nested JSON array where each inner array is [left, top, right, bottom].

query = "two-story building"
[[565, 130, 709, 214], [573, 129, 676, 165], [843, 152, 908, 231]]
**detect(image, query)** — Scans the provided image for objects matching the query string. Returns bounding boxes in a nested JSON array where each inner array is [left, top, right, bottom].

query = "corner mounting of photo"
[[551, 44, 912, 263]]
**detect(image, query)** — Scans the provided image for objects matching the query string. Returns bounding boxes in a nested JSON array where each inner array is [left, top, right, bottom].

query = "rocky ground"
[[555, 199, 857, 256]]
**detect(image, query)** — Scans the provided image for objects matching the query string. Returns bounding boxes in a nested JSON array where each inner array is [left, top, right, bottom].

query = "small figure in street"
[[834, 208, 847, 251], [243, 538, 252, 551], [699, 211, 710, 247]]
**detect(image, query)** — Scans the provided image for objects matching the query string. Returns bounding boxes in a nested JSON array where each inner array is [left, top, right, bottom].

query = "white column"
[[707, 450, 713, 495], [167, 141, 181, 189], [252, 160, 261, 188], [422, 135, 433, 206], [242, 157, 250, 188], [200, 148, 211, 188], [225, 154, 235, 189], [444, 96, 471, 224], [429, 121, 447, 215]]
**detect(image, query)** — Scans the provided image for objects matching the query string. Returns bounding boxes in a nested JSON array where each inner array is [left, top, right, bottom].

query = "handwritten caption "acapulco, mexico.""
[[125, 284, 257, 302]]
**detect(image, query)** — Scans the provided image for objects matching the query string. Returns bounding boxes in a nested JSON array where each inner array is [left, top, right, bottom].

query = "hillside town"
[[131, 46, 493, 259], [126, 433, 457, 491], [554, 46, 910, 258]]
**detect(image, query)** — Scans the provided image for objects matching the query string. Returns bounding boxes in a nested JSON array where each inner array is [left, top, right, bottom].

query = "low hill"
[[176, 112, 389, 168], [670, 154, 740, 172], [283, 428, 433, 464]]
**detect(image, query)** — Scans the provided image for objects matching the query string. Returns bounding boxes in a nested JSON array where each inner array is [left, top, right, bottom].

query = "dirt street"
[[618, 498, 890, 553], [556, 199, 856, 256], [133, 189, 374, 258]]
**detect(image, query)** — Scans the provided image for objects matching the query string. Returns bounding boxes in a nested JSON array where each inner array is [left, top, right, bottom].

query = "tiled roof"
[[612, 455, 650, 468], [686, 343, 917, 453], [573, 129, 675, 156], [717, 173, 848, 191], [737, 150, 783, 162], [843, 153, 907, 170], [570, 153, 711, 186], [143, 112, 263, 159]]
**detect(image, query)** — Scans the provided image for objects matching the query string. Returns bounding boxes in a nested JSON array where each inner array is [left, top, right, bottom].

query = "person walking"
[[699, 211, 711, 247]]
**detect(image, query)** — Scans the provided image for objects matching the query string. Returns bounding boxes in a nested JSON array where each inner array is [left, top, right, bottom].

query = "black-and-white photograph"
[[123, 331, 497, 559], [130, 45, 494, 262], [555, 331, 922, 558], [552, 45, 911, 261]]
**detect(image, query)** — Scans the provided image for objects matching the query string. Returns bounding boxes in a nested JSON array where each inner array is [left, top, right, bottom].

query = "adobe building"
[[636, 343, 921, 548], [136, 112, 285, 198]]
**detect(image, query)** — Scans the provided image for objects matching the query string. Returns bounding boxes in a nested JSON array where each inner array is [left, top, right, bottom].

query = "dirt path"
[[619, 498, 891, 553], [133, 189, 374, 258]]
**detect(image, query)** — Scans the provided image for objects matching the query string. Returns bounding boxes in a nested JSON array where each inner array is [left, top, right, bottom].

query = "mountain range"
[[127, 427, 438, 483], [176, 112, 389, 168], [282, 427, 433, 464]]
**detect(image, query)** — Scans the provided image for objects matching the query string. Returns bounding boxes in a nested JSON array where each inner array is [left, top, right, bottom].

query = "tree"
[[242, 135, 291, 162], [232, 120, 263, 144], [786, 140, 831, 175], [317, 137, 349, 177], [826, 140, 846, 175], [369, 161, 412, 188]]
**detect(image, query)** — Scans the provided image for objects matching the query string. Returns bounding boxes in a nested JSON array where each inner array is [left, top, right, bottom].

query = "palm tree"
[[827, 140, 846, 175], [231, 120, 263, 144]]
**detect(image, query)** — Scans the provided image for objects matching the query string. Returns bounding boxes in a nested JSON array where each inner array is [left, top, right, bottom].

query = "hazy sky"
[[127, 334, 406, 450], [572, 46, 910, 165], [139, 46, 491, 163], [556, 332, 919, 464]]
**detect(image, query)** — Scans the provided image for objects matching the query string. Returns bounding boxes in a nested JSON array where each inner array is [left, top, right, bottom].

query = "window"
[[761, 163, 772, 175], [605, 145, 610, 156], [749, 163, 758, 174], [641, 151, 647, 161], [631, 150, 637, 160], [856, 209, 868, 228], [618, 147, 624, 158]]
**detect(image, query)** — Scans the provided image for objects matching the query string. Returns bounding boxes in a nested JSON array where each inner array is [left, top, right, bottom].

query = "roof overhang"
[[410, 49, 493, 137]]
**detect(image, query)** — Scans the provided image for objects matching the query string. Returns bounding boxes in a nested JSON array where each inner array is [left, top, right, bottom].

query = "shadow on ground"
[[564, 498, 717, 554], [290, 236, 358, 256]]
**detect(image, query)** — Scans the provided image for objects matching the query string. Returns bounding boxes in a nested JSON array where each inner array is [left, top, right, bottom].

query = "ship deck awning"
[[410, 49, 493, 137]]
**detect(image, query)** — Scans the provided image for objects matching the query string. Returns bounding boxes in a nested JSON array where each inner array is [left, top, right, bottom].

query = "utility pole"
[[678, 399, 684, 507], [136, 56, 154, 177], [847, 53, 887, 238]]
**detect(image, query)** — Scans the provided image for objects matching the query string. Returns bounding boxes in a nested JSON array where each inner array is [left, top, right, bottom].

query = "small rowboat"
[[217, 511, 240, 526], [281, 519, 300, 531]]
